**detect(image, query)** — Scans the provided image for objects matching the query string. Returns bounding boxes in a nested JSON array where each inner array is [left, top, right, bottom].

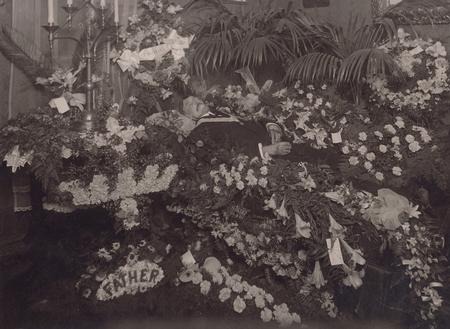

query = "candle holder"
[[62, 5, 78, 30], [43, 0, 117, 132]]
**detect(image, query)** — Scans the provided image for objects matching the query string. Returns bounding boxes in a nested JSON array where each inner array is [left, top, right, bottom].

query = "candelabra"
[[42, 0, 120, 131]]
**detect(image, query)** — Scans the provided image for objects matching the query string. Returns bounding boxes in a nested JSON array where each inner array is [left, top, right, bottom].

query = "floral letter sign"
[[96, 260, 164, 301]]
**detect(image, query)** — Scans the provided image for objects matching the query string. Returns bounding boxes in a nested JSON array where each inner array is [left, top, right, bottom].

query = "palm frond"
[[0, 25, 51, 83], [235, 34, 286, 68], [337, 48, 400, 84], [285, 52, 341, 84]]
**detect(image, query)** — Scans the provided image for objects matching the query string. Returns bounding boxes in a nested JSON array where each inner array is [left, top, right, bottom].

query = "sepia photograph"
[[0, 0, 449, 328]]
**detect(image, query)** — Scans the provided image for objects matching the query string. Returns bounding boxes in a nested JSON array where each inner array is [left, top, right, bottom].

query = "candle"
[[114, 0, 119, 24], [67, 0, 73, 7], [48, 0, 54, 24], [100, 0, 106, 8]]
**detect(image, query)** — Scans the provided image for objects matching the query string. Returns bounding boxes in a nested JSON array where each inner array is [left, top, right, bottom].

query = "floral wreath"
[[113, 0, 191, 111], [368, 28, 449, 112]]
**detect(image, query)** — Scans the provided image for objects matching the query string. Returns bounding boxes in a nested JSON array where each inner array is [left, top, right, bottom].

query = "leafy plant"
[[286, 16, 401, 103], [190, 3, 317, 76]]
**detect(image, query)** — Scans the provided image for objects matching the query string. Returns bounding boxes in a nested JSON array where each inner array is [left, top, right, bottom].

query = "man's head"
[[182, 96, 209, 120]]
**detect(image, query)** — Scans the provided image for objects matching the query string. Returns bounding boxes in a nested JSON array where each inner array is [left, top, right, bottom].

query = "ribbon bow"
[[139, 29, 192, 62], [117, 49, 141, 73]]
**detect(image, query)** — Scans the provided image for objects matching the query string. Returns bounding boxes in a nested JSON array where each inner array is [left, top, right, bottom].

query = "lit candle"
[[114, 0, 119, 24], [67, 0, 73, 7], [100, 0, 106, 8], [48, 0, 54, 24]]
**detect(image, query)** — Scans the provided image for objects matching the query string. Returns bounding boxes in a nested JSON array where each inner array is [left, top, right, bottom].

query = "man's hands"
[[262, 142, 292, 156]]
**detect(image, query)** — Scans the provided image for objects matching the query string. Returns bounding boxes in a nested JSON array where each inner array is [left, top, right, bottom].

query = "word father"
[[96, 260, 164, 301]]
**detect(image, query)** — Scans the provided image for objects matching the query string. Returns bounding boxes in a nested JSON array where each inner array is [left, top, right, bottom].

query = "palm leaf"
[[0, 25, 52, 83], [285, 52, 341, 83], [337, 48, 400, 84], [235, 34, 286, 68]]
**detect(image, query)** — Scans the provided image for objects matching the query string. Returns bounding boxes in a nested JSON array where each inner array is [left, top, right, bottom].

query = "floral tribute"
[[0, 8, 449, 329], [369, 28, 449, 113], [113, 0, 191, 114]]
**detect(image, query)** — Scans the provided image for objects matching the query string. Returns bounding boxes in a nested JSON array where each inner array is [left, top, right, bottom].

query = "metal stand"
[[42, 0, 120, 131]]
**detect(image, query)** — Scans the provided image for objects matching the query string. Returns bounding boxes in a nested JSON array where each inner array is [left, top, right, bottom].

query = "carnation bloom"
[[405, 134, 415, 143], [358, 145, 368, 155], [391, 136, 400, 145], [341, 145, 350, 154], [364, 161, 373, 171], [348, 156, 359, 166], [366, 152, 376, 161], [375, 172, 384, 181], [261, 308, 273, 322], [379, 145, 387, 153], [255, 295, 266, 309], [200, 280, 211, 295], [218, 287, 232, 302], [395, 118, 405, 128], [408, 141, 421, 153], [392, 166, 402, 176], [358, 132, 368, 141]]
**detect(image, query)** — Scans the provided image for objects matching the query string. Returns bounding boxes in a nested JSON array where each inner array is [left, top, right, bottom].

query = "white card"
[[49, 97, 70, 114], [409, 46, 423, 56], [331, 129, 343, 144], [181, 250, 196, 267], [326, 238, 344, 266]]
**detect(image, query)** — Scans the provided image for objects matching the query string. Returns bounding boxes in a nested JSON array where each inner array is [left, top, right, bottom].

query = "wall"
[[222, 0, 373, 27], [0, 0, 12, 126]]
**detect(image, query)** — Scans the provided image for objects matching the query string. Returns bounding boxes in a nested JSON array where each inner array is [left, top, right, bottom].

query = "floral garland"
[[369, 29, 449, 112], [178, 257, 302, 326]]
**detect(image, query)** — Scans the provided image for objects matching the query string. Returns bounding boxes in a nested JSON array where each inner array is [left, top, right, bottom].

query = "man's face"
[[183, 97, 209, 120]]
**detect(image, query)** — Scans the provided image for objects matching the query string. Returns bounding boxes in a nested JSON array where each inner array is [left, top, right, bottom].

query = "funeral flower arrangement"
[[113, 0, 191, 114], [369, 28, 449, 113], [0, 4, 449, 328]]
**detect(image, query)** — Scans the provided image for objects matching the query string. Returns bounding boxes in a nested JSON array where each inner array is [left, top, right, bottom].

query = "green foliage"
[[190, 4, 317, 76], [286, 16, 401, 101]]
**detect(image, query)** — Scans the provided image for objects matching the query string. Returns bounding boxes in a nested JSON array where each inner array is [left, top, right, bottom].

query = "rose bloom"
[[379, 144, 388, 153], [395, 118, 405, 129], [348, 156, 359, 166], [358, 145, 368, 155], [366, 152, 376, 161], [392, 166, 402, 176], [364, 161, 373, 171], [405, 134, 415, 143], [391, 136, 400, 145], [341, 145, 350, 154], [219, 288, 232, 302], [409, 141, 421, 153], [236, 181, 245, 190], [375, 172, 384, 181], [358, 132, 368, 141], [384, 124, 397, 135]]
